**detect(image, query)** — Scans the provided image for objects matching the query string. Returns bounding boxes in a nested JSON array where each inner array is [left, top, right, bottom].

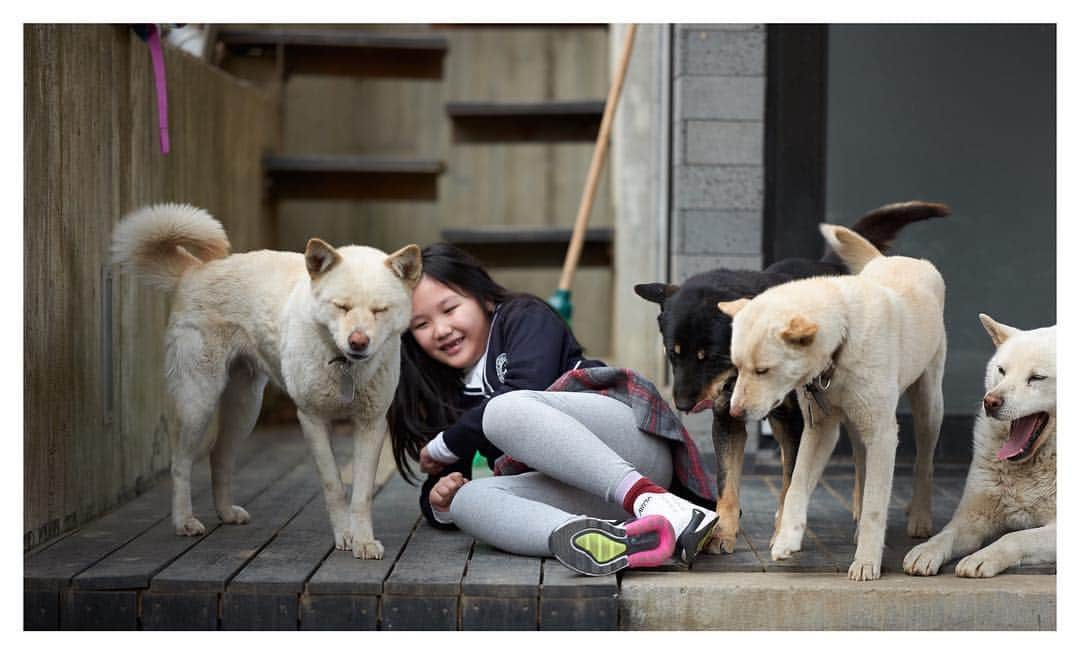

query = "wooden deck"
[[24, 426, 1054, 630]]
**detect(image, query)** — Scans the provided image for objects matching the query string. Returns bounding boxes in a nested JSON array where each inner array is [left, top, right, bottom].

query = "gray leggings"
[[447, 389, 674, 557]]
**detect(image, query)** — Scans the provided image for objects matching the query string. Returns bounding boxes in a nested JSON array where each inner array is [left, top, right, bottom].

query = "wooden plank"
[[460, 543, 541, 630], [447, 100, 604, 143], [61, 590, 138, 631], [381, 522, 472, 630], [743, 477, 837, 573], [222, 494, 333, 629], [441, 227, 613, 269], [70, 429, 310, 591], [141, 463, 322, 629], [538, 559, 617, 629], [299, 475, 420, 630]]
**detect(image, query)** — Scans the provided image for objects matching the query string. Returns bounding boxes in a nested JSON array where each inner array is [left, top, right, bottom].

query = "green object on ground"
[[472, 451, 485, 468], [547, 288, 573, 325]]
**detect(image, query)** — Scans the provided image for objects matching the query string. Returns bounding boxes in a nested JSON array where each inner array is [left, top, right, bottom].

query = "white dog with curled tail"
[[112, 203, 421, 558]]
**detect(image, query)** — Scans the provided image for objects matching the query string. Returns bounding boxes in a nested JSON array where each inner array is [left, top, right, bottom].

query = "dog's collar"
[[802, 342, 843, 426]]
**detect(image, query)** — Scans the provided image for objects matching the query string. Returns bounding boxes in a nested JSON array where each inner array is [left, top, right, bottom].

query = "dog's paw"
[[705, 533, 736, 554], [218, 505, 251, 525], [903, 542, 946, 576], [955, 551, 1007, 578], [770, 525, 804, 560], [848, 558, 882, 581], [333, 529, 354, 551], [352, 539, 384, 560], [175, 516, 206, 537], [906, 510, 934, 539]]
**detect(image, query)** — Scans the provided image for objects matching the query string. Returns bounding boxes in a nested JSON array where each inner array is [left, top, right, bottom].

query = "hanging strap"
[[140, 25, 171, 155]]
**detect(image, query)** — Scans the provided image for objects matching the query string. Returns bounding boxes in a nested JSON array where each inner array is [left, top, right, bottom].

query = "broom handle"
[[557, 23, 637, 292]]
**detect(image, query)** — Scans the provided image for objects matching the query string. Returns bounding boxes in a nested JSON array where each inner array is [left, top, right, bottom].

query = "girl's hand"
[[419, 445, 445, 475], [429, 472, 467, 513]]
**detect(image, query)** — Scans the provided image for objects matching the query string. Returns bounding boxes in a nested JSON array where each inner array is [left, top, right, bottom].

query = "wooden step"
[[446, 100, 604, 143], [265, 155, 445, 201], [440, 226, 613, 268], [217, 29, 448, 79]]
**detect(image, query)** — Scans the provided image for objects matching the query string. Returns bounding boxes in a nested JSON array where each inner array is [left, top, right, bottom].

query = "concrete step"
[[619, 571, 1055, 630]]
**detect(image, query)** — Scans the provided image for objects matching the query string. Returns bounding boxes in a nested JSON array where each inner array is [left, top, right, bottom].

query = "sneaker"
[[548, 514, 675, 576], [632, 492, 719, 566]]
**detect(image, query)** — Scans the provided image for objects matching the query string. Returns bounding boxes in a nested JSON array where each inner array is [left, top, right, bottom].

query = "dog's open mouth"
[[998, 412, 1051, 462]]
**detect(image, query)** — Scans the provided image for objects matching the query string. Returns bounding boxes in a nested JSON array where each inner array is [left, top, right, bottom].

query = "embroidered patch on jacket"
[[496, 352, 508, 383]]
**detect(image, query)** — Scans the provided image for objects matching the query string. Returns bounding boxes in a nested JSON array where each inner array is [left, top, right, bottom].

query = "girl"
[[388, 243, 717, 576]]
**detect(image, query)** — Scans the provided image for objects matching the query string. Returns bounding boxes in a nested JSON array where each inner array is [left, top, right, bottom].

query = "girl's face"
[[410, 275, 492, 370]]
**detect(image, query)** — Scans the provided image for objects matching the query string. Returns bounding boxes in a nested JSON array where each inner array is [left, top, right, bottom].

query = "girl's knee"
[[482, 389, 544, 434]]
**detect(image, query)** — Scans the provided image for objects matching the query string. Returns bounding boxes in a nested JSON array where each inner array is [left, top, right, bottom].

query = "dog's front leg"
[[771, 414, 841, 561], [297, 410, 351, 550], [767, 396, 802, 547], [346, 417, 387, 560], [707, 405, 746, 554], [956, 522, 1055, 578], [904, 486, 1002, 576], [848, 414, 898, 581]]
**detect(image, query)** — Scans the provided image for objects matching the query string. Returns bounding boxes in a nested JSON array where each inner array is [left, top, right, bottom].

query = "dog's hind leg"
[[905, 336, 946, 538], [771, 412, 841, 561], [165, 328, 229, 536], [211, 359, 267, 525]]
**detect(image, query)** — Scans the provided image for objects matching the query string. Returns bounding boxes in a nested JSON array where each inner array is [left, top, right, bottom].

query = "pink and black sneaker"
[[548, 514, 676, 576]]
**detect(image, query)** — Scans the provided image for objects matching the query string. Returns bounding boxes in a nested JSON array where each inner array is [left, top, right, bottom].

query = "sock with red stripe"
[[618, 474, 667, 514]]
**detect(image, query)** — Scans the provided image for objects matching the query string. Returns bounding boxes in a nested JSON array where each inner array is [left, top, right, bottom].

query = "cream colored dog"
[[719, 224, 946, 581], [904, 315, 1055, 577], [111, 204, 421, 559]]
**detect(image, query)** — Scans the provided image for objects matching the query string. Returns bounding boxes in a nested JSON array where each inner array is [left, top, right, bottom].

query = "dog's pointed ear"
[[979, 313, 1019, 347], [305, 238, 341, 278], [780, 315, 818, 347], [634, 282, 679, 305], [717, 298, 750, 317], [385, 244, 423, 289]]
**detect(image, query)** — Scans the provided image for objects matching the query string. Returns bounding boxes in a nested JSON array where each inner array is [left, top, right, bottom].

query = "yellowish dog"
[[720, 224, 946, 580]]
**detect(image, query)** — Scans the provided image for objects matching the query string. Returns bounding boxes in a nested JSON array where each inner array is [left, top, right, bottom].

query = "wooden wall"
[[275, 26, 614, 355], [23, 24, 278, 550]]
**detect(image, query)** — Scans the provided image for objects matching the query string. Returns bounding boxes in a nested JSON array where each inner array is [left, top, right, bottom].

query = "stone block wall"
[[670, 24, 767, 281]]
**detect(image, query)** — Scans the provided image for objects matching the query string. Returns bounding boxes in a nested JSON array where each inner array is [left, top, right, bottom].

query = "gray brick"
[[676, 28, 766, 77], [679, 24, 765, 32], [673, 165, 764, 211], [672, 254, 763, 282], [686, 121, 763, 165], [675, 76, 766, 120], [676, 210, 761, 255]]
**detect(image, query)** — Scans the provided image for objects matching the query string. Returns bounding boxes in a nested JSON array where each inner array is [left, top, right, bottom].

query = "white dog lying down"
[[720, 223, 946, 581], [905, 315, 1055, 577], [112, 204, 421, 558]]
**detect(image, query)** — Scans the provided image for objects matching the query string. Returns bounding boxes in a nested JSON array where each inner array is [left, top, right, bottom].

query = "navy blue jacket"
[[419, 296, 603, 527]]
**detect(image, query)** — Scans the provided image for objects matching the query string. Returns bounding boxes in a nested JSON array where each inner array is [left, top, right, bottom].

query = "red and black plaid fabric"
[[492, 367, 717, 504]]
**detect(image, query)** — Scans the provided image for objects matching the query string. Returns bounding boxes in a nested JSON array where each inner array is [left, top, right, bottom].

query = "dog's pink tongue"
[[997, 415, 1040, 460], [690, 399, 712, 413]]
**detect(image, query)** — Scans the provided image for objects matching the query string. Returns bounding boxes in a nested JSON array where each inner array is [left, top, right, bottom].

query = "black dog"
[[635, 201, 949, 553]]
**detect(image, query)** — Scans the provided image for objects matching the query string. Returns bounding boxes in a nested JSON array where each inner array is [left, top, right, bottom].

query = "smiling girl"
[[387, 243, 717, 575]]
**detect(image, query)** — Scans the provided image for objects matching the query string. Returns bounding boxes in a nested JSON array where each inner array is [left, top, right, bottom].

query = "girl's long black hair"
[[388, 243, 514, 483]]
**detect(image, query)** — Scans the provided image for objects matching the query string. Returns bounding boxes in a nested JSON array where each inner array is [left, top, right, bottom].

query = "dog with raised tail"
[[904, 315, 1055, 578], [111, 203, 421, 559], [720, 223, 947, 580]]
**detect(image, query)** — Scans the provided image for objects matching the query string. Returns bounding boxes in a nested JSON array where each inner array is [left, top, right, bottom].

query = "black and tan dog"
[[635, 201, 948, 553]]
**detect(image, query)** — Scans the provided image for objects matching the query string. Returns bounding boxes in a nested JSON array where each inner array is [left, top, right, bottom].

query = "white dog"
[[719, 224, 946, 580], [111, 204, 421, 559], [904, 315, 1055, 577]]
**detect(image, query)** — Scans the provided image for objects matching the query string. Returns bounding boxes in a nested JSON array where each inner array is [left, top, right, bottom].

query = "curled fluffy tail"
[[821, 201, 949, 267], [111, 203, 230, 291], [819, 223, 881, 273]]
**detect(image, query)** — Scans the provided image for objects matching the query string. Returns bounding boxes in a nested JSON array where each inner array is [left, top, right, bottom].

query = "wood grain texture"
[[24, 24, 278, 551]]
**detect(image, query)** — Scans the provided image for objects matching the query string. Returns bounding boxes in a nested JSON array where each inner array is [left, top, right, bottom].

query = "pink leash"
[[145, 25, 170, 154]]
